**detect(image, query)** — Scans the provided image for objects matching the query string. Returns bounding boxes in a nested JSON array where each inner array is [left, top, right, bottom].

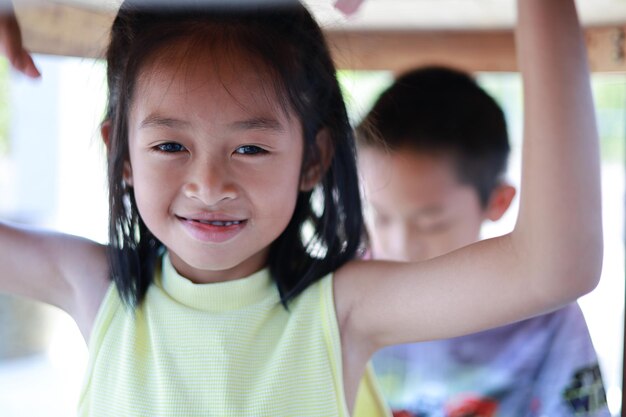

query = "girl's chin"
[[167, 249, 268, 283]]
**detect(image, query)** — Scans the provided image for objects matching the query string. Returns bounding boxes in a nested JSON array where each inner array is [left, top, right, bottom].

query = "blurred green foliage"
[[592, 75, 626, 163], [337, 70, 393, 125]]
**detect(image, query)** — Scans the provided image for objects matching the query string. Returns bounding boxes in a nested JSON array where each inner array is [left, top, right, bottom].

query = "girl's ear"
[[300, 129, 334, 191], [123, 162, 134, 186], [485, 183, 516, 221], [101, 119, 133, 186], [100, 119, 112, 149]]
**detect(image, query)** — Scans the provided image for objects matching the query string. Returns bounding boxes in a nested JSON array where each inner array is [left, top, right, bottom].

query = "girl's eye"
[[155, 142, 186, 153], [234, 145, 266, 155]]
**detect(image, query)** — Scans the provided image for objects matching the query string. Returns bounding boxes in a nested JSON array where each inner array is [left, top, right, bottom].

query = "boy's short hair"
[[356, 66, 510, 207]]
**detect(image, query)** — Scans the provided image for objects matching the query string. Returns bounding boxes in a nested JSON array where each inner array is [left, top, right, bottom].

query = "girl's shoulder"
[[332, 259, 379, 333]]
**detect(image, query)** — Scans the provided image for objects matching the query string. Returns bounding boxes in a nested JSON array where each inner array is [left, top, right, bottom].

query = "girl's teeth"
[[196, 220, 241, 226]]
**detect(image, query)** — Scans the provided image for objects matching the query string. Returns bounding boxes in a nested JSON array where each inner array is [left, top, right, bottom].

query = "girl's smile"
[[176, 213, 247, 244], [127, 42, 305, 284]]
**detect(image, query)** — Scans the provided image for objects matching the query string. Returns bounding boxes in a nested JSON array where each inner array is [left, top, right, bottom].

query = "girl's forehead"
[[139, 40, 266, 90], [128, 39, 303, 138], [134, 40, 293, 120]]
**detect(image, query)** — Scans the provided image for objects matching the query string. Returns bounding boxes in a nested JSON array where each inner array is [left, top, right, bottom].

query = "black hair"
[[356, 66, 510, 207], [105, 0, 363, 307]]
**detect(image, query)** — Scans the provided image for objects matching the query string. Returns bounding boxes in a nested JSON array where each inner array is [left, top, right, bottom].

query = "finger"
[[0, 13, 39, 78], [334, 0, 365, 16], [0, 15, 22, 57], [18, 50, 40, 78], [0, 18, 27, 74], [7, 49, 37, 78]]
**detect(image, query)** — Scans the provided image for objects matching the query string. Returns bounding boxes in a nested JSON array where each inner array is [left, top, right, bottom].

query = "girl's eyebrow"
[[139, 114, 191, 130], [228, 117, 285, 133], [138, 115, 284, 133]]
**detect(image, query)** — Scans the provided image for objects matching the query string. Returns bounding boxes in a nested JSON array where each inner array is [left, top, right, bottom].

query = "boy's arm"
[[336, 0, 602, 352]]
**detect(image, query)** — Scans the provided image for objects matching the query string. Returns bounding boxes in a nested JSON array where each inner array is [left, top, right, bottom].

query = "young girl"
[[0, 0, 602, 416]]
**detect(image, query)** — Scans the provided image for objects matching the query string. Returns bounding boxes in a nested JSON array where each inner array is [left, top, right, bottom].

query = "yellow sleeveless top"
[[79, 255, 390, 417]]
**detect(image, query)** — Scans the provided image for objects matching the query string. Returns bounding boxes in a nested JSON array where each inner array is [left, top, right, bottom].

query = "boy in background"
[[356, 66, 609, 417]]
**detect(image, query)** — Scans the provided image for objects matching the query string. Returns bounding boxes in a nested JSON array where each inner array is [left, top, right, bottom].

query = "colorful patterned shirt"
[[372, 303, 609, 417]]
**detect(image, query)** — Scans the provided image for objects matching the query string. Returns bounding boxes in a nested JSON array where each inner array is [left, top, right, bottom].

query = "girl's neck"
[[168, 248, 269, 284]]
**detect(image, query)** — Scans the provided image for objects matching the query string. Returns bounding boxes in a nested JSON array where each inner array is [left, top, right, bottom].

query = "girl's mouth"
[[176, 215, 248, 243]]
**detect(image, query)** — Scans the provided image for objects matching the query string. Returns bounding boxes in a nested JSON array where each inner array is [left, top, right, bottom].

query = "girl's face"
[[126, 43, 305, 283]]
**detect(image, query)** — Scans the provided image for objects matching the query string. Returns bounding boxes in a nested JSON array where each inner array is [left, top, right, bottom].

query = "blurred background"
[[0, 0, 625, 416], [0, 52, 623, 417]]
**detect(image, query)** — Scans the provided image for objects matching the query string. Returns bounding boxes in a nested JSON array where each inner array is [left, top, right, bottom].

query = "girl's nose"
[[182, 158, 238, 205]]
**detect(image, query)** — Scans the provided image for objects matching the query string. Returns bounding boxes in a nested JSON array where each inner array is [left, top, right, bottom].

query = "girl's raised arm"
[[335, 0, 602, 352], [0, 5, 108, 337]]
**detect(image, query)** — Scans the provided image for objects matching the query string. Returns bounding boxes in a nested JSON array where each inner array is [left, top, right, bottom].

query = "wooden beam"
[[587, 27, 626, 72], [327, 27, 626, 73], [326, 30, 516, 73], [14, 3, 626, 73], [16, 3, 114, 59]]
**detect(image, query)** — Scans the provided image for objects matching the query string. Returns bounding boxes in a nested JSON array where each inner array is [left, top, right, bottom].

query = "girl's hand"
[[0, 6, 40, 78], [334, 0, 365, 16]]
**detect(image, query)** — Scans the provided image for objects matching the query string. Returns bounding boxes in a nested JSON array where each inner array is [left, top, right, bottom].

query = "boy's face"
[[359, 147, 487, 262]]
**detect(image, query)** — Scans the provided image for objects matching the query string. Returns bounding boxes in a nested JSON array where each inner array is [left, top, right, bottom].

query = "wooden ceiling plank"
[[327, 30, 517, 72], [14, 4, 626, 73], [327, 27, 626, 73], [16, 3, 113, 59]]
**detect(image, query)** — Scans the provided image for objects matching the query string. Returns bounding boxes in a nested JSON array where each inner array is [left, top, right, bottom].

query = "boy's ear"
[[485, 183, 516, 221], [101, 119, 133, 186], [300, 129, 334, 191]]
